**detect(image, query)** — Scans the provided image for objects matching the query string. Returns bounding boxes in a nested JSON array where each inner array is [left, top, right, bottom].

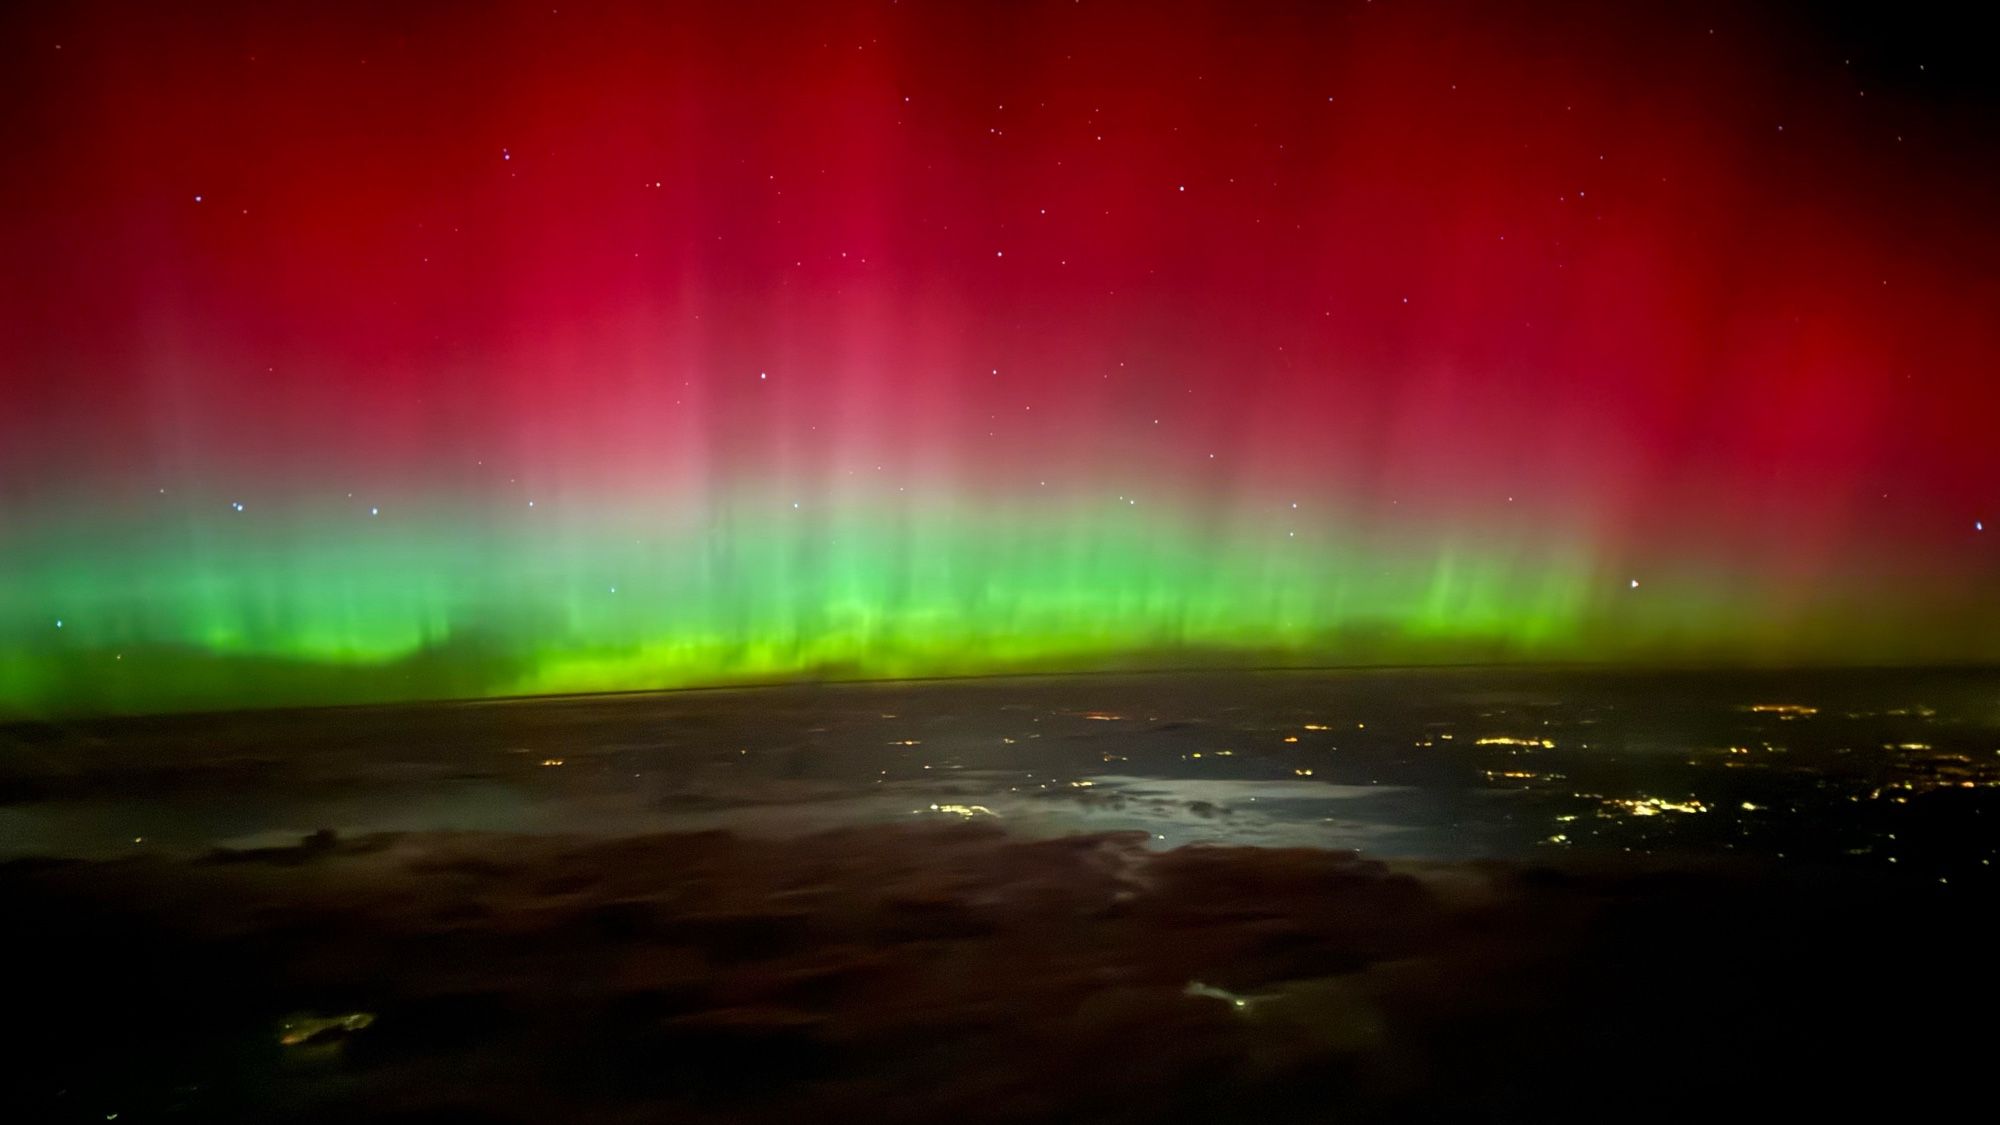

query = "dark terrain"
[[5, 668, 1998, 1121]]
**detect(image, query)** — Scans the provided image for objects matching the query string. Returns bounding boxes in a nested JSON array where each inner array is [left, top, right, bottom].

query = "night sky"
[[4, 1, 1997, 714]]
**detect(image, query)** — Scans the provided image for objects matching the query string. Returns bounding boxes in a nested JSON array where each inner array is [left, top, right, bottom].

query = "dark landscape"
[[6, 668, 1998, 1121]]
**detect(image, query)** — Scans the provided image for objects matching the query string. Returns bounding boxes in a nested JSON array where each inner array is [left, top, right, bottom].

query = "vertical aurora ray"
[[3, 1, 1997, 715]]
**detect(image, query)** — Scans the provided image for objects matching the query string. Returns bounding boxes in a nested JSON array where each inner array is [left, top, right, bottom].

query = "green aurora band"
[[3, 491, 1985, 717]]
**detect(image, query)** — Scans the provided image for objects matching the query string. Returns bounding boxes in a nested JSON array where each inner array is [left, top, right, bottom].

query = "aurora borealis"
[[4, 1, 1997, 715]]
